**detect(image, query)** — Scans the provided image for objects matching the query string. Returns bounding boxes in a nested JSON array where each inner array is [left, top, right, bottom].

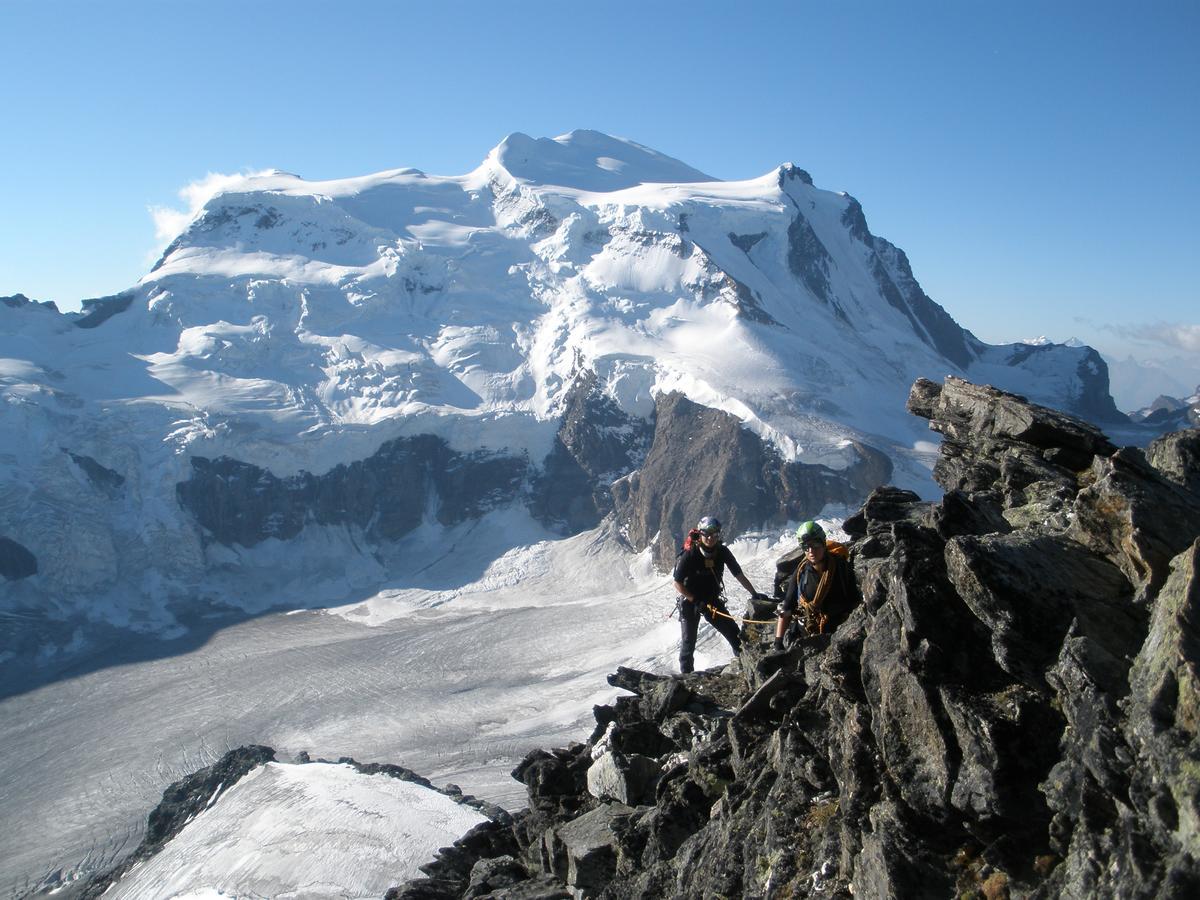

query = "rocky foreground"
[[386, 376, 1199, 899], [74, 376, 1197, 899]]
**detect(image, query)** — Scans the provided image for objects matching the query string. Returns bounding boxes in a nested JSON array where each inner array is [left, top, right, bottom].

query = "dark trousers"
[[678, 598, 742, 673]]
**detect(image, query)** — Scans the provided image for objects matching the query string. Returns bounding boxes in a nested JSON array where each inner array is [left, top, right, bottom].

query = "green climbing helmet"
[[796, 520, 826, 546]]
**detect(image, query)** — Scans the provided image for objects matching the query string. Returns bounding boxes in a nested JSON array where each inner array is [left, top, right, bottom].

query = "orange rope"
[[705, 603, 778, 626]]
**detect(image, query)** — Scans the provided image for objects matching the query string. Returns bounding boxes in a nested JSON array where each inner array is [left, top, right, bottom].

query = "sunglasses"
[[700, 530, 721, 538]]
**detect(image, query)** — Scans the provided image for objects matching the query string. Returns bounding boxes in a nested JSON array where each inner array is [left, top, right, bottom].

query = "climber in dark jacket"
[[673, 516, 768, 674], [774, 520, 859, 650]]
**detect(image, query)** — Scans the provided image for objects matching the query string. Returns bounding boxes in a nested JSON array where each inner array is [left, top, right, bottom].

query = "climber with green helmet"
[[773, 520, 858, 651]]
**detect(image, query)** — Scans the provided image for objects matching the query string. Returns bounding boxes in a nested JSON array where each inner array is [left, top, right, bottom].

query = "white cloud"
[[147, 170, 274, 247], [1126, 322, 1200, 353]]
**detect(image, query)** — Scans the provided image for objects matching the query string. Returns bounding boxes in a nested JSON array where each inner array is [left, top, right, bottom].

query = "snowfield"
[[105, 762, 488, 900]]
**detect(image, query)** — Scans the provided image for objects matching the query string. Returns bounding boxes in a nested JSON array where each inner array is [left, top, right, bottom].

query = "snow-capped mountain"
[[1, 130, 1124, 631]]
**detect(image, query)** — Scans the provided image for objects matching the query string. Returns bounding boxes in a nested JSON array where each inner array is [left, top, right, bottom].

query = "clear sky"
[[2, 0, 1197, 369]]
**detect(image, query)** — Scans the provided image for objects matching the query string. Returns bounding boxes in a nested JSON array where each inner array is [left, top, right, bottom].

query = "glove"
[[750, 591, 770, 602], [772, 637, 786, 652]]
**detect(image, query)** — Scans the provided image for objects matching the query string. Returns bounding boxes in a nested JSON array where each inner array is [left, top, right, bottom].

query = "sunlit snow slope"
[[105, 761, 487, 900]]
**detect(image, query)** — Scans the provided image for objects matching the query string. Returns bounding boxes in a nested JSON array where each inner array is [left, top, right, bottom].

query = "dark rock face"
[[74, 292, 134, 329], [870, 236, 974, 369], [613, 392, 892, 568], [777, 163, 814, 187], [0, 537, 38, 580], [176, 383, 889, 565], [1069, 347, 1127, 424], [177, 436, 528, 547], [532, 372, 653, 532], [727, 231, 767, 253], [177, 373, 652, 548], [1, 293, 59, 312], [396, 376, 1200, 899], [785, 208, 835, 309], [717, 268, 779, 325]]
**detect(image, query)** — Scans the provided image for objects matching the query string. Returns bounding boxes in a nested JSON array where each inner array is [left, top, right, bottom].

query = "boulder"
[[1145, 427, 1200, 496], [585, 752, 661, 806], [546, 803, 632, 895], [463, 855, 529, 898]]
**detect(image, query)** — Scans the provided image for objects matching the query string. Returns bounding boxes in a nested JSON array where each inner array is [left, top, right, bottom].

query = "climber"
[[673, 516, 769, 674], [773, 520, 857, 651]]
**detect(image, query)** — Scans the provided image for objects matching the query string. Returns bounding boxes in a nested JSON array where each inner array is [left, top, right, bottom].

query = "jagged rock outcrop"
[[74, 291, 135, 329], [613, 392, 892, 567], [395, 376, 1199, 899], [1, 293, 59, 312], [1148, 427, 1200, 496]]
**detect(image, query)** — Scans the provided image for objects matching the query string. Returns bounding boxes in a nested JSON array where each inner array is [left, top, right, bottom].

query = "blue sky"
[[2, 0, 1197, 368]]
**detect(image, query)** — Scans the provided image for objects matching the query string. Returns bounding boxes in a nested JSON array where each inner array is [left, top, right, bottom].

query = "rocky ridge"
[[172, 382, 886, 569], [383, 376, 1200, 899]]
